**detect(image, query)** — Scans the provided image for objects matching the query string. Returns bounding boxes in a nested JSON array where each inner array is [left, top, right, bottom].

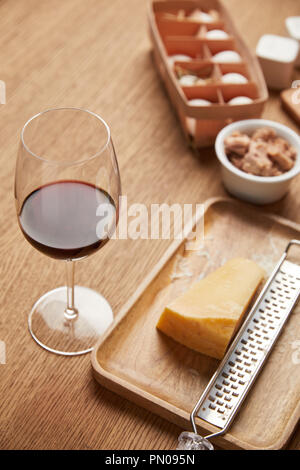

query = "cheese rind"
[[156, 258, 264, 359]]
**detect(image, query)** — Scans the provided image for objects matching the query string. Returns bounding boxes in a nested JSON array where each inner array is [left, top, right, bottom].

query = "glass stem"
[[64, 260, 78, 320]]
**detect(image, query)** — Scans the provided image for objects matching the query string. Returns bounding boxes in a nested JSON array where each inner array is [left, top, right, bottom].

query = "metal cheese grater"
[[177, 240, 300, 451]]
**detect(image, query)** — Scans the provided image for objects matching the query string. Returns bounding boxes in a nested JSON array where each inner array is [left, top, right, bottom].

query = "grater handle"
[[177, 432, 214, 450]]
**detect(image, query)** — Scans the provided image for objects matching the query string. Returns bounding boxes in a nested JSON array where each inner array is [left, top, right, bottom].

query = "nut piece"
[[252, 127, 277, 142], [241, 141, 273, 176], [224, 127, 297, 177], [224, 131, 251, 157], [267, 138, 295, 171]]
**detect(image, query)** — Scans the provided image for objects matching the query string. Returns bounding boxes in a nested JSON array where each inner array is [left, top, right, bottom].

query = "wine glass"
[[15, 108, 121, 355]]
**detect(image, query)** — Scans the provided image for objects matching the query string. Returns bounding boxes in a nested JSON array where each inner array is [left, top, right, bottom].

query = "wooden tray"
[[91, 198, 300, 450], [148, 0, 269, 148]]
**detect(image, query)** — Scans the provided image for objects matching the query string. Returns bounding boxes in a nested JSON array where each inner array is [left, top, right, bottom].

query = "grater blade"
[[189, 240, 300, 441]]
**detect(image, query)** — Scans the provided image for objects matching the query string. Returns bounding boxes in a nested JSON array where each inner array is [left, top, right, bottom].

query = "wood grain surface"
[[0, 0, 299, 450]]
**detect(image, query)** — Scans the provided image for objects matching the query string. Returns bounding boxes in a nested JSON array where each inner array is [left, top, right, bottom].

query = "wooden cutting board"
[[91, 197, 300, 450]]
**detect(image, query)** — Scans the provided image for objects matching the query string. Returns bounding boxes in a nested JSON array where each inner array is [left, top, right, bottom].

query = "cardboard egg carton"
[[148, 0, 269, 148]]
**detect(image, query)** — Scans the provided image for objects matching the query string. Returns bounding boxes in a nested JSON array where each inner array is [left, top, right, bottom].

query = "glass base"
[[28, 286, 113, 355]]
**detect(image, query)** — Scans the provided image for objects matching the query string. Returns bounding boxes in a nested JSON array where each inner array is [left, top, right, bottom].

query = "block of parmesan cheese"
[[156, 258, 264, 359]]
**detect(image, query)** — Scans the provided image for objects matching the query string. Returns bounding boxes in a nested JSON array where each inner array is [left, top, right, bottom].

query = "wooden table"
[[0, 0, 299, 450]]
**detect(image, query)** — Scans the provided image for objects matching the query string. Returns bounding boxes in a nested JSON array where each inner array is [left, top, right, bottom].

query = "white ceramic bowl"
[[215, 119, 300, 205]]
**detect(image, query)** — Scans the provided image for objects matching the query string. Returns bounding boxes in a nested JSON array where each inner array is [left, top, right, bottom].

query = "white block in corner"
[[256, 34, 299, 90], [286, 17, 300, 67]]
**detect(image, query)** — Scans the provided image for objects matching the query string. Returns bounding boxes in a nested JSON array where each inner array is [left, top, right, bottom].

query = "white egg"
[[168, 54, 192, 66], [179, 75, 198, 86], [212, 51, 242, 63], [221, 73, 248, 84], [189, 99, 212, 106], [189, 9, 213, 23], [186, 99, 212, 136], [206, 29, 229, 40], [228, 96, 253, 105]]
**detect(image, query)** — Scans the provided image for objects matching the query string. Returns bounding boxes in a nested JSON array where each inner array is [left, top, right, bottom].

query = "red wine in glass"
[[15, 107, 121, 355], [19, 181, 116, 260]]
